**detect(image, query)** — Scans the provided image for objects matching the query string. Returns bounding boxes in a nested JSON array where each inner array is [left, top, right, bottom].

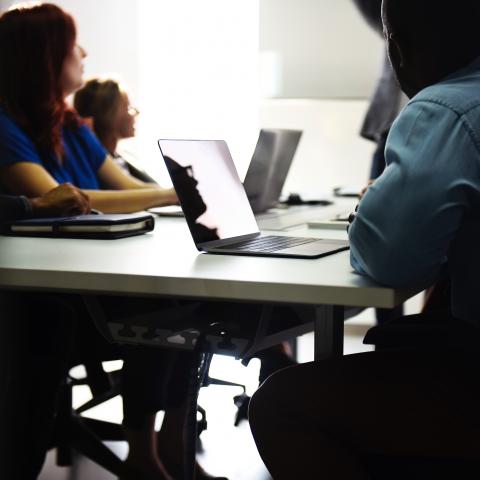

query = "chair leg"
[[81, 417, 125, 442], [55, 382, 73, 467], [184, 350, 213, 480], [70, 415, 124, 476], [205, 377, 246, 393], [75, 388, 120, 414]]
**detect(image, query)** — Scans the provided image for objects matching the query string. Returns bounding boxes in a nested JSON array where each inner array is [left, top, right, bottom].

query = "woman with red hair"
[[0, 4, 227, 480], [0, 3, 176, 212]]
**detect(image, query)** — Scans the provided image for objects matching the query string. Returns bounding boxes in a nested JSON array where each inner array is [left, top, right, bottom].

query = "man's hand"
[[359, 179, 375, 201], [29, 184, 91, 217], [348, 180, 376, 228]]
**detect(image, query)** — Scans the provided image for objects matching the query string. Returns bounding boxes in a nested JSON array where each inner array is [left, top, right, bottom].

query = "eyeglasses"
[[128, 106, 140, 116]]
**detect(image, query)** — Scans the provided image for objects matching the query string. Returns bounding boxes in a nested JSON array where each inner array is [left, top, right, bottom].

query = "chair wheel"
[[197, 417, 208, 437]]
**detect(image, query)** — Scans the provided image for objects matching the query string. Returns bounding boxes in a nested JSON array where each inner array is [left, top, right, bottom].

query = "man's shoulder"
[[412, 64, 480, 118]]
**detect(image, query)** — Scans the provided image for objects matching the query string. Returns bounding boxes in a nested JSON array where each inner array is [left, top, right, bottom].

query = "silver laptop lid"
[[158, 139, 259, 246], [244, 129, 303, 213]]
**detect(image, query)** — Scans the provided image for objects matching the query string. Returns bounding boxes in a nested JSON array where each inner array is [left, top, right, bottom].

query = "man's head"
[[382, 0, 480, 98]]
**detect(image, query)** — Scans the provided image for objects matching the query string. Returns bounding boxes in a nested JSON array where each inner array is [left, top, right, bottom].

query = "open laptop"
[[243, 129, 335, 231], [158, 139, 349, 259], [151, 129, 302, 217], [243, 129, 302, 213]]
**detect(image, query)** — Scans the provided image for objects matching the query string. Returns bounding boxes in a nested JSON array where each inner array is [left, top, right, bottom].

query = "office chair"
[[50, 358, 126, 476], [82, 296, 319, 480], [51, 352, 245, 477]]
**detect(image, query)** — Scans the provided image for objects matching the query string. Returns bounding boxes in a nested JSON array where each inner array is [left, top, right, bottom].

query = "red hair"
[[0, 3, 82, 160]]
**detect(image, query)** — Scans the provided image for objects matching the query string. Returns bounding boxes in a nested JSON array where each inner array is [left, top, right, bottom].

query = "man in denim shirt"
[[250, 1, 480, 478]]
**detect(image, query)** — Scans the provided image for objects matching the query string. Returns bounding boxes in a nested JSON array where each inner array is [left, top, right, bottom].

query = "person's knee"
[[250, 360, 343, 434], [249, 378, 275, 442], [249, 365, 296, 434]]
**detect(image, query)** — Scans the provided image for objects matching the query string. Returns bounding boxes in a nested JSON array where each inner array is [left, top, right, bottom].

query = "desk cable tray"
[[82, 296, 315, 360]]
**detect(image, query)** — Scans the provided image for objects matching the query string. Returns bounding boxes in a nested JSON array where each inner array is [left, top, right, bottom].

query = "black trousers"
[[70, 295, 196, 429], [1, 293, 78, 480], [249, 321, 480, 479], [0, 293, 196, 479]]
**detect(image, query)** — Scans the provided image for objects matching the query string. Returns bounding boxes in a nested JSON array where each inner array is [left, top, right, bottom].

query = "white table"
[[0, 213, 417, 359]]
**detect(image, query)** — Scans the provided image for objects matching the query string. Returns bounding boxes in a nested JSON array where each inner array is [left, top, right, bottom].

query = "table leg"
[[314, 305, 344, 361]]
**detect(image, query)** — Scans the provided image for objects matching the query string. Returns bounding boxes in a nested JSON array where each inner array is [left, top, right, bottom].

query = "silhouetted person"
[[250, 1, 480, 478], [164, 156, 219, 243]]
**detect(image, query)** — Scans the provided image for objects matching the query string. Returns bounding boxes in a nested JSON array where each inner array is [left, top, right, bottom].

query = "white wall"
[[258, 0, 382, 191], [134, 0, 260, 182], [1, 0, 140, 97], [260, 99, 374, 193], [260, 0, 384, 98]]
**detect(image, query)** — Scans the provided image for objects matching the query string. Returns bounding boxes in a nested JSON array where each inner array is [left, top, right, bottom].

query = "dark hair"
[[0, 3, 82, 160], [352, 0, 383, 35], [384, 0, 480, 76], [74, 78, 122, 143]]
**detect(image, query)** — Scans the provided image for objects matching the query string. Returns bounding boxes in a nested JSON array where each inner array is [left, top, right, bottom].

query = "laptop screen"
[[244, 129, 302, 213], [159, 139, 259, 245]]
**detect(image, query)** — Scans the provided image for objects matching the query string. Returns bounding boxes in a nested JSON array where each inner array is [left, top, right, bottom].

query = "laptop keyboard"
[[217, 235, 318, 253]]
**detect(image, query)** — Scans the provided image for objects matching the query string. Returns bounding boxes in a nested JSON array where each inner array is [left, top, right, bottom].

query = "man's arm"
[[0, 184, 90, 222], [349, 100, 480, 288], [0, 194, 31, 222]]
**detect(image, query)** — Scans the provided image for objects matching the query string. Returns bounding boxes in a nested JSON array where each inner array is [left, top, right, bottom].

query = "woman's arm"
[[97, 155, 157, 190], [93, 156, 177, 211], [84, 188, 176, 213], [0, 162, 58, 197], [0, 162, 176, 213]]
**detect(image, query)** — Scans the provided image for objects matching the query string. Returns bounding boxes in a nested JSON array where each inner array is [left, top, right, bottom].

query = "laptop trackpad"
[[275, 240, 349, 257]]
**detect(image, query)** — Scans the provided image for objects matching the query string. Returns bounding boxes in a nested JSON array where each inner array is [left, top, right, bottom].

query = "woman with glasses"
[[74, 78, 157, 183]]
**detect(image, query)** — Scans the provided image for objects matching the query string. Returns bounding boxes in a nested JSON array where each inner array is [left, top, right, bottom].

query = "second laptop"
[[158, 139, 348, 259]]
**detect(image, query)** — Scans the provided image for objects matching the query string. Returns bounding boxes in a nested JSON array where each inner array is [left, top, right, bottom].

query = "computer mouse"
[[286, 193, 303, 205], [284, 193, 333, 206]]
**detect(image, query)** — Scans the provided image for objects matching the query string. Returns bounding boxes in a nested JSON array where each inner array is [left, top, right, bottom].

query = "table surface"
[[0, 202, 417, 309]]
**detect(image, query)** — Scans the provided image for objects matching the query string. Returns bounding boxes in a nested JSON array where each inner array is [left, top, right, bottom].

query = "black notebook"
[[0, 213, 155, 239]]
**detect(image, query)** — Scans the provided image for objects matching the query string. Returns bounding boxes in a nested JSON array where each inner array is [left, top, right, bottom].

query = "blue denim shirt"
[[349, 57, 480, 320]]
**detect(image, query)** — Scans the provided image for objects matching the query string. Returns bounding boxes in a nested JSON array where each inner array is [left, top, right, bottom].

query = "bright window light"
[[134, 0, 260, 184]]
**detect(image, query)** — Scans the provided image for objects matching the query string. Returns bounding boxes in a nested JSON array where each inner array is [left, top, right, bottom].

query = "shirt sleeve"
[[0, 112, 43, 167], [76, 124, 107, 171], [0, 194, 31, 221], [348, 100, 480, 288]]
